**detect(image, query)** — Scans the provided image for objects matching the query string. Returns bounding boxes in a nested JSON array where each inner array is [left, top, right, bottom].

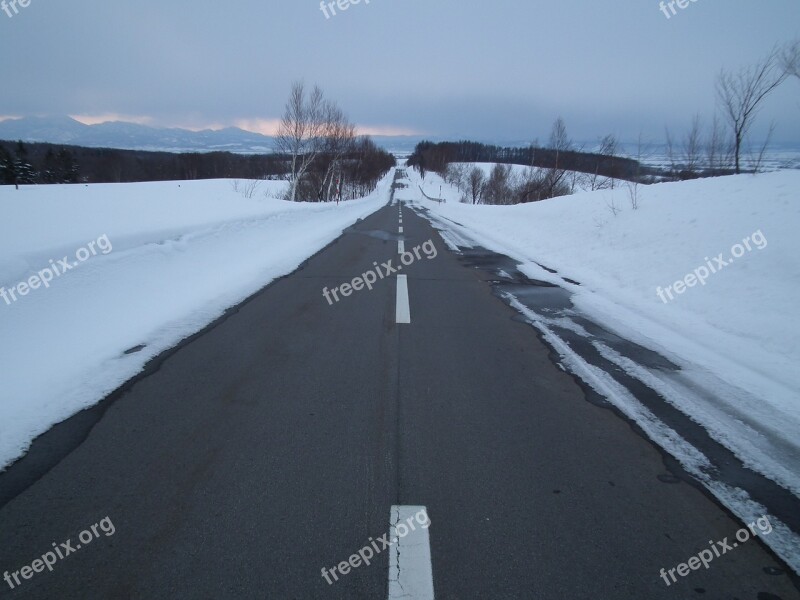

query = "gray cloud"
[[1, 0, 798, 142]]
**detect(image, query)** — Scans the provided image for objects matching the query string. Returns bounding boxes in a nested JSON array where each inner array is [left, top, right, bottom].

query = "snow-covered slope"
[[0, 174, 392, 471], [410, 167, 800, 402], [407, 166, 800, 484], [432, 162, 613, 199]]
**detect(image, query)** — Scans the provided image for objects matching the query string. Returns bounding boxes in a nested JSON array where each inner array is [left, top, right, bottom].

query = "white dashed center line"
[[388, 505, 434, 599], [395, 275, 411, 324], [398, 240, 405, 254]]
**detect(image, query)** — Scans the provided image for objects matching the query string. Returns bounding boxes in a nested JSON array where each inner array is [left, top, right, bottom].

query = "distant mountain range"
[[0, 116, 280, 154], [0, 116, 428, 155], [8, 117, 795, 166]]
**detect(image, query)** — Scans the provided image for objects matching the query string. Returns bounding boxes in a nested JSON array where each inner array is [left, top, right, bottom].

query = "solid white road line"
[[388, 505, 434, 599], [398, 240, 405, 254], [396, 275, 411, 324]]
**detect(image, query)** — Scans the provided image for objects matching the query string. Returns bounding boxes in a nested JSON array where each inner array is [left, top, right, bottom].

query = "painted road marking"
[[388, 505, 434, 599], [396, 275, 411, 324], [399, 226, 404, 233], [398, 240, 405, 254]]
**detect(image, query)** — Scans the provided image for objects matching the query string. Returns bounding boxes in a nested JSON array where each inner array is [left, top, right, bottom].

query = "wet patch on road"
[[462, 243, 800, 542]]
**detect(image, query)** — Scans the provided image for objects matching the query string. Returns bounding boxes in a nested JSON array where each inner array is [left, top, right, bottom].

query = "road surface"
[[0, 184, 797, 599]]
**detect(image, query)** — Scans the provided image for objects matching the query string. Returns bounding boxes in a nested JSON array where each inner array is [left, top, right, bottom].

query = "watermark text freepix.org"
[[323, 238, 437, 305], [320, 0, 371, 20], [321, 508, 430, 585], [659, 0, 699, 20], [1, 234, 113, 307], [1, 0, 31, 19], [4, 516, 115, 590], [656, 229, 766, 303], [659, 515, 772, 586]]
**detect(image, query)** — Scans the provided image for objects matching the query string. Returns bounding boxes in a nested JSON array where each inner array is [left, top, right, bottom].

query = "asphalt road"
[[0, 193, 797, 599]]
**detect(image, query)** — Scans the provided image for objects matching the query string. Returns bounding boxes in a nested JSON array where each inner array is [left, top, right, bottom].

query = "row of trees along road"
[[2, 81, 395, 199], [275, 81, 395, 202]]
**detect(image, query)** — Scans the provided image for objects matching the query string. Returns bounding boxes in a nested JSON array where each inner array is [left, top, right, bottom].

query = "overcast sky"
[[1, 0, 798, 143]]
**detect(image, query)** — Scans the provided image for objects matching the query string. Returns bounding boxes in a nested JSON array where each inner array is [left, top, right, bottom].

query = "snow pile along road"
[[409, 168, 800, 408], [0, 174, 392, 471], [406, 167, 800, 483]]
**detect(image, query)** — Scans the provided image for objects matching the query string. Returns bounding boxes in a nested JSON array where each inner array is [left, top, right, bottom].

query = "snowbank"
[[406, 166, 800, 476], [0, 174, 392, 470]]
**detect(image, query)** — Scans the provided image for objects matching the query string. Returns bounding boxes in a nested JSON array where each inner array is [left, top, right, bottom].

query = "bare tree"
[[782, 39, 800, 81], [706, 114, 733, 175], [231, 178, 262, 198], [599, 136, 621, 216], [626, 134, 647, 210], [606, 195, 621, 217], [467, 166, 485, 204], [482, 164, 513, 205], [242, 179, 262, 199], [747, 121, 776, 173], [444, 163, 467, 193], [664, 127, 679, 180], [598, 134, 618, 190], [716, 47, 787, 174], [319, 101, 356, 202], [550, 117, 570, 153], [517, 168, 548, 203], [275, 81, 326, 202], [683, 115, 703, 177], [543, 117, 572, 198]]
